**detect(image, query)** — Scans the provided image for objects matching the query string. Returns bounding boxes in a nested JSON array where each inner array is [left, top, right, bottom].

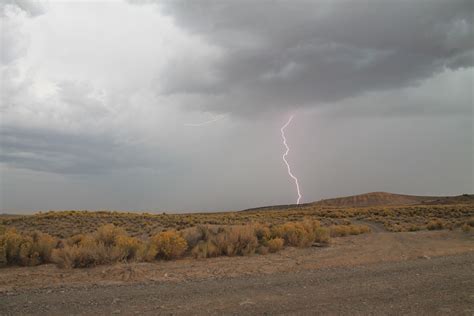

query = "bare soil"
[[1, 230, 473, 315]]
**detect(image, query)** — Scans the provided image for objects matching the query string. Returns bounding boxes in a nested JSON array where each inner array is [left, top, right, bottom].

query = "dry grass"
[[1, 204, 471, 239]]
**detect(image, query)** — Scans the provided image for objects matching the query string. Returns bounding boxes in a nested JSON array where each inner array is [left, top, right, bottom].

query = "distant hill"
[[313, 192, 426, 207], [313, 192, 474, 207], [242, 192, 474, 211]]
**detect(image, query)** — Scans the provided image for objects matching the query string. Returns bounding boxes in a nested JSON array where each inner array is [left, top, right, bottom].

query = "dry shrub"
[[190, 225, 259, 257], [329, 224, 371, 237], [30, 231, 57, 263], [0, 229, 28, 266], [257, 245, 269, 255], [427, 220, 444, 230], [52, 240, 109, 268], [213, 226, 258, 256], [181, 227, 203, 250], [0, 229, 57, 267], [461, 223, 471, 233], [314, 227, 330, 244], [301, 218, 321, 232], [65, 233, 88, 246], [0, 239, 5, 266], [191, 240, 219, 259], [358, 225, 371, 234], [95, 224, 127, 247], [349, 225, 371, 235], [466, 217, 474, 227], [271, 222, 314, 247], [115, 235, 143, 261], [408, 225, 422, 232], [2, 220, 363, 268], [329, 225, 351, 237], [148, 231, 188, 260], [51, 224, 143, 268], [267, 237, 284, 253], [180, 225, 212, 250], [254, 224, 271, 242], [228, 225, 258, 256]]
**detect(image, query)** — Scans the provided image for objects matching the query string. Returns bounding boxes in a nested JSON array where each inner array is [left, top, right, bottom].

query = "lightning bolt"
[[184, 114, 226, 127], [281, 115, 302, 204]]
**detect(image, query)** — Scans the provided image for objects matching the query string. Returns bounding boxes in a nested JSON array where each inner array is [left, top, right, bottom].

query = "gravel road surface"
[[1, 252, 473, 315]]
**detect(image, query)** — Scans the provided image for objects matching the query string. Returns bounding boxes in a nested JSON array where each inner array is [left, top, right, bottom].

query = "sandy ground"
[[0, 230, 473, 315]]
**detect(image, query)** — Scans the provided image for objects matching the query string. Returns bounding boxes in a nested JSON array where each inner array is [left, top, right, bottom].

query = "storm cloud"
[[0, 0, 472, 212], [151, 0, 474, 115]]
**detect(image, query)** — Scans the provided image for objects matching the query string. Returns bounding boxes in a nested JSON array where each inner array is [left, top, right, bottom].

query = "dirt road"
[[1, 230, 473, 315], [1, 253, 473, 315]]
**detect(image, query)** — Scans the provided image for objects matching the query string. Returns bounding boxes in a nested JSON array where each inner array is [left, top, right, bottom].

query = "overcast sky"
[[1, 0, 473, 213]]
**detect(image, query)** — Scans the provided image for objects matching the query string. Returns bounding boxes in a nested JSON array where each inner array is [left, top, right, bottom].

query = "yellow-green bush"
[[271, 222, 314, 247], [148, 231, 188, 260], [314, 227, 330, 244], [0, 229, 57, 267], [267, 237, 284, 253], [0, 229, 26, 266], [115, 235, 143, 261]]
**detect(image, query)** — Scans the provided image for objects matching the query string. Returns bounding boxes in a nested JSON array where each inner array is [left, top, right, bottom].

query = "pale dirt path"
[[350, 219, 386, 232]]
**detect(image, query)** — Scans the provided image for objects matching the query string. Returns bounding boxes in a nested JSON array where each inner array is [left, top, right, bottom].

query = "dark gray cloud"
[[325, 67, 473, 118], [154, 0, 473, 115]]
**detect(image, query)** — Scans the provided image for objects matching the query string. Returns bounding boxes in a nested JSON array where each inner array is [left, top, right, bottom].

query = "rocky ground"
[[1, 230, 473, 315]]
